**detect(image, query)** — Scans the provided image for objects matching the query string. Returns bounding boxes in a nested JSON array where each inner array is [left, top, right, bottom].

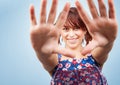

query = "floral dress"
[[50, 54, 108, 85]]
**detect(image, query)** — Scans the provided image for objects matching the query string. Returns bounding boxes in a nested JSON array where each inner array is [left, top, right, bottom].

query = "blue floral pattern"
[[51, 54, 108, 85]]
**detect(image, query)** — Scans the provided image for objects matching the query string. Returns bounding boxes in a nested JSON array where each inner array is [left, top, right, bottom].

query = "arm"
[[91, 43, 113, 66], [29, 0, 72, 75], [75, 0, 118, 66]]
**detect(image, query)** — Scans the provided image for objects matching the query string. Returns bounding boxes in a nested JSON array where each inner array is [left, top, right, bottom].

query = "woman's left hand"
[[75, 0, 118, 55]]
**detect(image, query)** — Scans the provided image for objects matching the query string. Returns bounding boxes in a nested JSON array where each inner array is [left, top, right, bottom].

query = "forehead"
[[64, 21, 81, 29]]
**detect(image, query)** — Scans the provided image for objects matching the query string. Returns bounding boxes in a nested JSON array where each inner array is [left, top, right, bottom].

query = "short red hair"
[[64, 7, 92, 44]]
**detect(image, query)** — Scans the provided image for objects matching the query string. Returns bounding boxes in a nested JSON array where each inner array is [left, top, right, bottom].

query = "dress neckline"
[[59, 54, 92, 62]]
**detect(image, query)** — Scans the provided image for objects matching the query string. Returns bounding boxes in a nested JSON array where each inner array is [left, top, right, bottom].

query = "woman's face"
[[61, 27, 86, 49]]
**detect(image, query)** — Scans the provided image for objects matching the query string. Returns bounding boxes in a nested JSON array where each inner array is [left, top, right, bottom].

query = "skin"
[[60, 27, 87, 60], [29, 0, 118, 75]]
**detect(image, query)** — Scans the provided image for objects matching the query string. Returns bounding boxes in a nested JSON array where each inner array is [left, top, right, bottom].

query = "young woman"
[[29, 0, 118, 84]]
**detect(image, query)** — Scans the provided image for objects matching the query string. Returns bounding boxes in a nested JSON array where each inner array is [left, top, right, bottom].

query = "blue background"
[[0, 0, 120, 85]]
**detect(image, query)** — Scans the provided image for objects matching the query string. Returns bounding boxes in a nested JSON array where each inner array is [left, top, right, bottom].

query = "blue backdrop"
[[0, 0, 120, 85]]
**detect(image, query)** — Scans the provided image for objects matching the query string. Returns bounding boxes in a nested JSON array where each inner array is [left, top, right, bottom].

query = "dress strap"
[[58, 54, 62, 62]]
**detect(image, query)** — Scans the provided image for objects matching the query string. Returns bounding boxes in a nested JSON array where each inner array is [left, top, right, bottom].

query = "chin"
[[64, 40, 82, 49], [67, 43, 80, 49]]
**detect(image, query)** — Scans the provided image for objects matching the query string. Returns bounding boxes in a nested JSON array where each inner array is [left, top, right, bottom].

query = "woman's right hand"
[[29, 0, 74, 57]]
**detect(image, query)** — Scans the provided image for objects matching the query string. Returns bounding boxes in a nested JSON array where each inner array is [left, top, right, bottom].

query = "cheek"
[[61, 31, 67, 38], [76, 30, 85, 37]]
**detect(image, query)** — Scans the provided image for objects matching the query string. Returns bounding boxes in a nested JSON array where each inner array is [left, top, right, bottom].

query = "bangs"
[[64, 7, 86, 31]]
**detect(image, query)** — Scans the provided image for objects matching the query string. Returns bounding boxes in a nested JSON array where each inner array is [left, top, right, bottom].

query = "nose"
[[68, 30, 75, 37]]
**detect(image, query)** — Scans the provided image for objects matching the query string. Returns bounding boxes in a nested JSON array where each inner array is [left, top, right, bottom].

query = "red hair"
[[64, 7, 92, 44]]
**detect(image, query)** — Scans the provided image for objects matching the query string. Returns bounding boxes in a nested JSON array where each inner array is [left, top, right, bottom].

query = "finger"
[[75, 0, 91, 26], [47, 0, 58, 23], [40, 0, 47, 23], [81, 40, 98, 56], [87, 0, 99, 18], [55, 2, 70, 29], [29, 4, 37, 25], [53, 46, 75, 58], [108, 0, 116, 19], [98, 0, 107, 17]]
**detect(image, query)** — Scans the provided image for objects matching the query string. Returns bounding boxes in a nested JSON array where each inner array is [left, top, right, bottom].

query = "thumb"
[[53, 46, 75, 58], [81, 40, 98, 55]]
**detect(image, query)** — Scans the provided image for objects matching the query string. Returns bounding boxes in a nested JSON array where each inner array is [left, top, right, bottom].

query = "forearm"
[[92, 41, 114, 66], [36, 52, 58, 72]]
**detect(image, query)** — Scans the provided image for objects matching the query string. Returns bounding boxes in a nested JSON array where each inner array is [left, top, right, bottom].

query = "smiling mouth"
[[68, 38, 77, 40], [67, 38, 77, 44]]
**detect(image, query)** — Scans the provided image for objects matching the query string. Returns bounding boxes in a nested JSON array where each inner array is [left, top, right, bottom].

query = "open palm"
[[76, 0, 118, 55], [29, 0, 74, 57]]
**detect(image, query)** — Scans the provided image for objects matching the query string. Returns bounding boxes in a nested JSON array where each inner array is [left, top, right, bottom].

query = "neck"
[[66, 45, 85, 58]]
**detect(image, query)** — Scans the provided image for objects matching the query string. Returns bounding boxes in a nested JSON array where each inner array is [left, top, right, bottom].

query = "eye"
[[74, 27, 80, 31], [63, 27, 69, 31]]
